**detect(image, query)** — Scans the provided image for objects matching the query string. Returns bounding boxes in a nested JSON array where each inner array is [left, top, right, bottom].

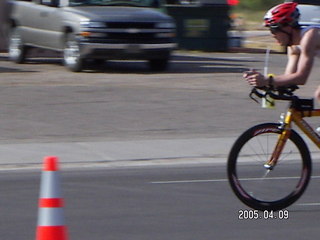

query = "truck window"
[[41, 0, 58, 7]]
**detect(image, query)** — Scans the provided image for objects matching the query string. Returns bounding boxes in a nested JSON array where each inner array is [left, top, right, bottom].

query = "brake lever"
[[249, 88, 261, 104]]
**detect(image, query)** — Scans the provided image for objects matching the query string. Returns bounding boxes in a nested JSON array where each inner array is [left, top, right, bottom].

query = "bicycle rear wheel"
[[227, 123, 312, 211]]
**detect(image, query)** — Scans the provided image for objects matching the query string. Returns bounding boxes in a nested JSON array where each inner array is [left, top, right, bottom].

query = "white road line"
[[150, 179, 228, 184], [151, 175, 320, 184], [297, 203, 320, 206], [151, 179, 227, 184]]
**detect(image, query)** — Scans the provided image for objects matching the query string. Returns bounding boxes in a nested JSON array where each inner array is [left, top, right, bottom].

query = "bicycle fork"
[[264, 111, 293, 170]]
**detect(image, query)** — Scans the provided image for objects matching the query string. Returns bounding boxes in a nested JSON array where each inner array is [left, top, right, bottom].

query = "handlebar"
[[250, 85, 315, 111], [250, 85, 299, 102]]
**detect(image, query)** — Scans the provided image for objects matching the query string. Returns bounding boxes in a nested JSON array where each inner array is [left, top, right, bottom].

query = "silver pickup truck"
[[7, 0, 176, 71]]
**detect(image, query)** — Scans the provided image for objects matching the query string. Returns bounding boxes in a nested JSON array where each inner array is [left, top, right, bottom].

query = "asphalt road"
[[0, 50, 294, 144], [1, 164, 320, 240]]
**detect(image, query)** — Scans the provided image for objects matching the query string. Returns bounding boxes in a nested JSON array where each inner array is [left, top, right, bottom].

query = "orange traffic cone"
[[36, 156, 68, 240]]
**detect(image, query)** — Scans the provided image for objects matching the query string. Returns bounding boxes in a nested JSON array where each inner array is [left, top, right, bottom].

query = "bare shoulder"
[[301, 28, 320, 43], [300, 28, 320, 53]]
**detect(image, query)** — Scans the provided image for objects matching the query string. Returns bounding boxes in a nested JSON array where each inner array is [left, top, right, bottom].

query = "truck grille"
[[81, 22, 174, 44], [107, 22, 155, 29]]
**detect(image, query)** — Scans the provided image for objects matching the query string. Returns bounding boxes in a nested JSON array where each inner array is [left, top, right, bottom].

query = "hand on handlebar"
[[243, 70, 267, 88]]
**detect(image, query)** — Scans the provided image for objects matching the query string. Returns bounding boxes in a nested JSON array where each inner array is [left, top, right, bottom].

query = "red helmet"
[[264, 2, 300, 28]]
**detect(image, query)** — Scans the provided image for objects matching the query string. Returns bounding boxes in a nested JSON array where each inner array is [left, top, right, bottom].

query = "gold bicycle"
[[227, 85, 318, 211]]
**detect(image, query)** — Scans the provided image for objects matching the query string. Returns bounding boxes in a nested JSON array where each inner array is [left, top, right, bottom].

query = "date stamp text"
[[238, 209, 289, 220]]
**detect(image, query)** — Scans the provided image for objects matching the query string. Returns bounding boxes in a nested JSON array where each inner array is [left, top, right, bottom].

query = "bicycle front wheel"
[[227, 123, 312, 211]]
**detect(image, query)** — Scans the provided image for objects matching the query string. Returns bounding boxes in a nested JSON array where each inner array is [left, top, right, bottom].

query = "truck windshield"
[[69, 0, 160, 8]]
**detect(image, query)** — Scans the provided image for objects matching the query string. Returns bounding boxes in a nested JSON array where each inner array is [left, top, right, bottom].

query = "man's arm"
[[244, 28, 319, 87], [275, 28, 318, 86], [284, 46, 300, 75]]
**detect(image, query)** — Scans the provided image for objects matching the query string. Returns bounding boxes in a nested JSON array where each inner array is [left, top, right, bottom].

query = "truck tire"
[[8, 28, 28, 64], [148, 58, 169, 71], [63, 33, 84, 72]]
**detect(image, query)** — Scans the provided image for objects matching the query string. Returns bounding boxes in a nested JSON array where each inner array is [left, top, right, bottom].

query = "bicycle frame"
[[265, 106, 320, 169]]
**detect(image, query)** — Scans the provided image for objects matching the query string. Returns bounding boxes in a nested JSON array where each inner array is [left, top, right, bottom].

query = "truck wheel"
[[8, 28, 28, 64], [63, 33, 84, 72], [148, 58, 169, 71]]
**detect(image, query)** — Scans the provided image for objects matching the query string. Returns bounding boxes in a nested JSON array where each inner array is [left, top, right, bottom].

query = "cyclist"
[[243, 2, 320, 100]]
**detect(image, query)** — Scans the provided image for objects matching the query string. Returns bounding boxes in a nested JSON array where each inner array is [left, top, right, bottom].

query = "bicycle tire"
[[227, 123, 312, 211]]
